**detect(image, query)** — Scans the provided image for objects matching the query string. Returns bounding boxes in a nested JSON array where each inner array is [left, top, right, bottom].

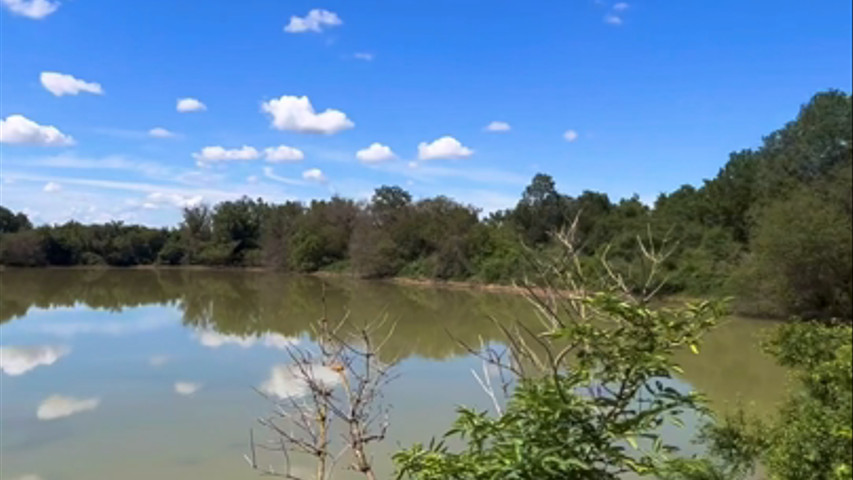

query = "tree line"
[[1, 90, 850, 321]]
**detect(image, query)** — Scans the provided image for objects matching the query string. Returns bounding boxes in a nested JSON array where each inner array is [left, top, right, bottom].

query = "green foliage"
[[0, 230, 46, 266], [0, 206, 33, 233], [394, 247, 727, 479], [685, 323, 853, 480], [736, 180, 852, 319]]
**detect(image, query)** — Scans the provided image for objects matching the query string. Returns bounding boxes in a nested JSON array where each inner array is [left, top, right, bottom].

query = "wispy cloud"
[[37, 395, 100, 420]]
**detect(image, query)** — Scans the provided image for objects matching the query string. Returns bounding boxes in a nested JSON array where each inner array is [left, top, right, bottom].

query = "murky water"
[[0, 269, 787, 480]]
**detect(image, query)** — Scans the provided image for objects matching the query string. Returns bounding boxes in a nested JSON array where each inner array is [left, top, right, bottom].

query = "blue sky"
[[1, 0, 850, 226]]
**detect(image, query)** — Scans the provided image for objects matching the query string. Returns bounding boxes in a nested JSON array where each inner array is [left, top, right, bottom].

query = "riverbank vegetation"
[[2, 90, 851, 321]]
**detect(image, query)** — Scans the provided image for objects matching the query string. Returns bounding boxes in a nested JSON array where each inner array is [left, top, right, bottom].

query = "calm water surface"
[[0, 270, 787, 480]]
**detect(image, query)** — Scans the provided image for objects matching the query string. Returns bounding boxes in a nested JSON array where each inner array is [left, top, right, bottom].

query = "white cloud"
[[1, 0, 59, 19], [263, 167, 307, 186], [264, 145, 304, 163], [563, 129, 579, 142], [604, 14, 623, 25], [302, 168, 327, 183], [247, 175, 259, 184], [613, 2, 629, 11], [148, 127, 175, 138], [484, 121, 511, 132], [193, 145, 259, 167], [176, 98, 206, 113], [148, 355, 169, 367], [0, 346, 70, 376], [144, 192, 204, 209], [40, 72, 103, 97], [195, 330, 299, 350], [43, 181, 62, 193], [284, 9, 342, 33], [11, 474, 44, 480], [24, 315, 175, 337], [356, 143, 396, 164], [0, 114, 74, 146], [37, 395, 100, 420], [417, 136, 474, 160], [261, 364, 341, 399], [353, 52, 374, 61], [262, 95, 354, 135], [174, 381, 202, 396]]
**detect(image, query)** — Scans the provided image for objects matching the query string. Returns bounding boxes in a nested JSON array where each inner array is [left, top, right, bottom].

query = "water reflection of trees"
[[0, 269, 532, 362]]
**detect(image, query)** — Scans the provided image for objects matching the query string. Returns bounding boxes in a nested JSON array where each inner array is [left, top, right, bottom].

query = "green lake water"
[[0, 269, 788, 480]]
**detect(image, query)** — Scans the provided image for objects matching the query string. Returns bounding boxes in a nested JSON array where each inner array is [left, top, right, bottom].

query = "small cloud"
[[263, 167, 305, 186], [264, 145, 304, 163], [193, 145, 259, 167], [612, 2, 629, 11], [148, 355, 169, 367], [604, 14, 623, 25], [1, 0, 59, 19], [484, 121, 511, 133], [356, 143, 396, 164], [40, 72, 103, 97], [0, 114, 74, 146], [418, 136, 474, 160], [247, 175, 259, 184], [176, 98, 206, 113], [353, 52, 374, 61], [0, 345, 70, 376], [43, 181, 62, 193], [262, 95, 354, 135], [148, 127, 176, 138], [195, 330, 299, 350], [261, 364, 341, 399], [37, 395, 100, 420], [174, 381, 202, 396], [302, 168, 327, 183], [284, 9, 342, 33], [408, 161, 418, 169], [144, 192, 204, 209], [563, 129, 579, 142]]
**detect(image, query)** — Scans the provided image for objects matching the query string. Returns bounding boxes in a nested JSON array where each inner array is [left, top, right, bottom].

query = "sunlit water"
[[0, 269, 787, 480]]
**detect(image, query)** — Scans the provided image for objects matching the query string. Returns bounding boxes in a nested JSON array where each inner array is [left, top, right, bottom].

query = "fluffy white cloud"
[[0, 114, 74, 146], [261, 364, 341, 399], [264, 145, 304, 163], [174, 381, 202, 396], [1, 0, 58, 19], [40, 72, 103, 97], [284, 9, 342, 33], [196, 330, 299, 350], [563, 129, 579, 142], [613, 2, 629, 11], [262, 95, 354, 134], [144, 192, 204, 209], [356, 143, 396, 164], [353, 52, 374, 61], [148, 355, 169, 367], [484, 121, 511, 132], [43, 181, 62, 193], [302, 168, 327, 183], [193, 145, 259, 166], [37, 395, 100, 420], [148, 127, 175, 138], [176, 98, 206, 112], [417, 136, 474, 160], [604, 14, 623, 25], [0, 345, 70, 376]]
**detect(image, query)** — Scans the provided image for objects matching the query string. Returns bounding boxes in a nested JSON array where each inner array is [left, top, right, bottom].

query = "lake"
[[0, 269, 787, 480]]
